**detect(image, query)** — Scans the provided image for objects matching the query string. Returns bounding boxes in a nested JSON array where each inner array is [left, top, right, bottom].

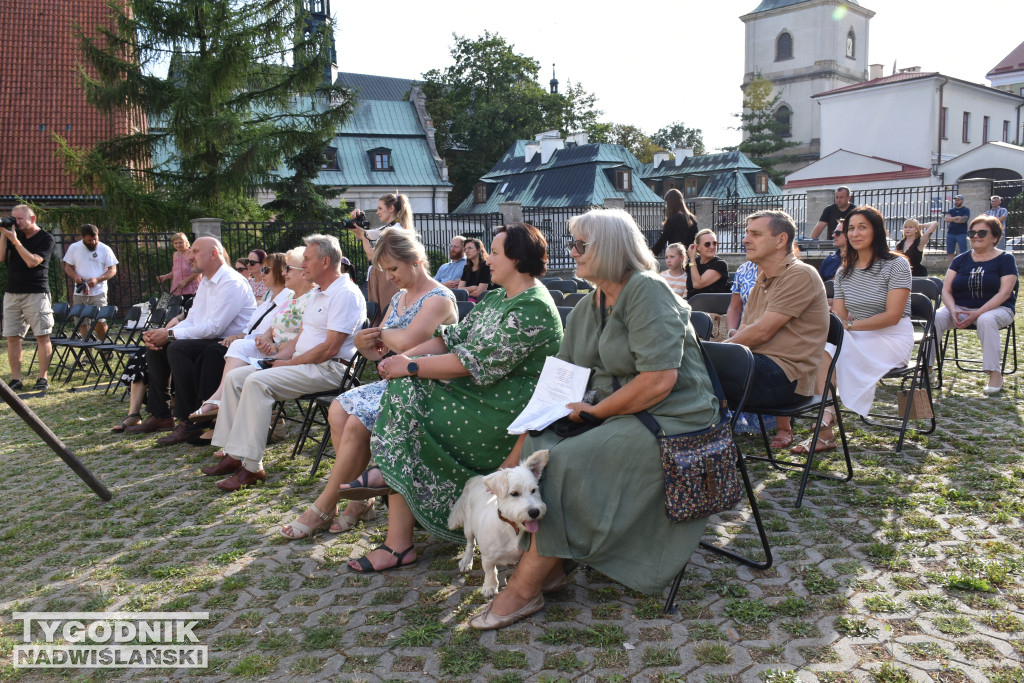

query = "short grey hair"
[[746, 209, 796, 251], [567, 208, 657, 283], [991, 195, 1002, 202], [303, 233, 343, 269]]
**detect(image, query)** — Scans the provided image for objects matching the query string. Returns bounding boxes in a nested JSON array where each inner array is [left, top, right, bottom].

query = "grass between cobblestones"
[[1, 322, 1023, 682]]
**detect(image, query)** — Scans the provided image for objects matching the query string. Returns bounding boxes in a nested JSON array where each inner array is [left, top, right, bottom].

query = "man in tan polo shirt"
[[725, 210, 829, 419]]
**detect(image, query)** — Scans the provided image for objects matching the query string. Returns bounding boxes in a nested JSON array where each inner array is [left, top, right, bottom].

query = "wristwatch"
[[844, 319, 854, 331], [407, 361, 419, 376], [167, 329, 176, 341]]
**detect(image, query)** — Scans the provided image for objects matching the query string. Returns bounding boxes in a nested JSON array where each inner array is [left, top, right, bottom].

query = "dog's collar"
[[497, 510, 521, 534]]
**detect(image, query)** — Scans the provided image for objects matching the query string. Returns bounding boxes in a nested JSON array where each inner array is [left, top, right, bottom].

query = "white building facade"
[[740, 0, 874, 170]]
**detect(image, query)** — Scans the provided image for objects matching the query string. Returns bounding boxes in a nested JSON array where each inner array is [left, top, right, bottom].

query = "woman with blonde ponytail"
[[351, 193, 416, 324]]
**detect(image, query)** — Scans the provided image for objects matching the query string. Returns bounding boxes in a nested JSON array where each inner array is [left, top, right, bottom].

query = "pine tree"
[[263, 144, 349, 222], [731, 75, 799, 185], [57, 0, 354, 230]]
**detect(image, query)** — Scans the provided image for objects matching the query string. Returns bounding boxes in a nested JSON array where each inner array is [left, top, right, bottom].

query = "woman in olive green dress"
[[470, 208, 720, 630], [344, 223, 564, 572]]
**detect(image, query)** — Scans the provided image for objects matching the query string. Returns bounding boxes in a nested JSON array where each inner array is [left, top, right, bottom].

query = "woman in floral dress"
[[339, 223, 563, 572]]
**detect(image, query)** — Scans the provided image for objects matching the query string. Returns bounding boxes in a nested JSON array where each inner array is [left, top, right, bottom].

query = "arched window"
[[846, 30, 855, 59], [775, 105, 792, 138], [776, 32, 793, 61]]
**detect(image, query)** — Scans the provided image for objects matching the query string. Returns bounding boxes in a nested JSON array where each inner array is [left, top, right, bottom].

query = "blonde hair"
[[171, 232, 190, 248], [379, 193, 414, 230], [284, 246, 305, 268], [694, 228, 717, 246], [372, 227, 428, 268], [567, 208, 657, 283], [666, 242, 685, 256]]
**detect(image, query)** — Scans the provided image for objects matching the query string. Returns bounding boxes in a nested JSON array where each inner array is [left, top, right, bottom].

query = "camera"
[[342, 214, 369, 229], [0, 217, 16, 228], [75, 283, 86, 294]]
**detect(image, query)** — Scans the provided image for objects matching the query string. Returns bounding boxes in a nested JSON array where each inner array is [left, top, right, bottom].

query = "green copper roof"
[[748, 0, 859, 13]]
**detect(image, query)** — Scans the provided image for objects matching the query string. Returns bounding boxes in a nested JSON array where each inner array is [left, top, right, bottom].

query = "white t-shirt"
[[63, 240, 118, 296], [294, 274, 366, 360]]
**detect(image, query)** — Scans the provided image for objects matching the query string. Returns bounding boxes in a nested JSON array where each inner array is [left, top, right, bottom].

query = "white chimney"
[[539, 136, 564, 164], [898, 66, 922, 74], [653, 151, 671, 168], [869, 63, 883, 79], [672, 147, 694, 166], [524, 141, 541, 163], [566, 132, 589, 146]]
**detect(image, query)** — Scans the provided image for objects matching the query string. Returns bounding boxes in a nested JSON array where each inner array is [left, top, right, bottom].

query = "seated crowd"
[[93, 195, 1014, 631]]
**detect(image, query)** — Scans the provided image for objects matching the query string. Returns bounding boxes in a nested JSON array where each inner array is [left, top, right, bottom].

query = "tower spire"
[[550, 63, 558, 94]]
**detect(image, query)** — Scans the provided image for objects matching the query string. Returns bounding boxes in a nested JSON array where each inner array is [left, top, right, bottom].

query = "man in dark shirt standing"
[[0, 205, 55, 392], [810, 186, 856, 239], [944, 194, 970, 265]]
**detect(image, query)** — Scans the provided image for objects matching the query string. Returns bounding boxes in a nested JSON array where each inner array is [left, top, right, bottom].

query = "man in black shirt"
[[810, 186, 856, 239], [1, 205, 56, 391]]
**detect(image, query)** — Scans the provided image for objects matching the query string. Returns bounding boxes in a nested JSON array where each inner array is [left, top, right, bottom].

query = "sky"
[[330, 0, 1017, 152]]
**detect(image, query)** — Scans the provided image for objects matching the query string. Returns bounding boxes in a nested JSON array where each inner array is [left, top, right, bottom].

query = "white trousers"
[[931, 305, 1016, 373], [212, 361, 348, 471]]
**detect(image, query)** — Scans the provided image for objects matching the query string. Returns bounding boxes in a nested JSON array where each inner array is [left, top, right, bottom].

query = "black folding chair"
[[569, 277, 593, 292], [665, 341, 771, 614], [824, 279, 835, 300], [547, 289, 564, 307], [556, 306, 573, 327], [546, 280, 578, 295], [911, 278, 945, 386], [27, 302, 74, 375], [301, 354, 372, 477], [688, 293, 732, 315], [457, 300, 475, 321], [451, 288, 469, 302], [540, 277, 562, 286], [746, 314, 853, 508], [940, 282, 1018, 379], [690, 311, 714, 341], [861, 293, 937, 453], [563, 292, 587, 308], [49, 306, 100, 383]]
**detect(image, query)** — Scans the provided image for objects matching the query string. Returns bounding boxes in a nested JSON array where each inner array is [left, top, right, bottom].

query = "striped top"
[[834, 256, 912, 320], [660, 270, 687, 297]]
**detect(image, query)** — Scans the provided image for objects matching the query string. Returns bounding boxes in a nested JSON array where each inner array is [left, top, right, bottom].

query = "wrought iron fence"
[[522, 206, 599, 269], [993, 179, 1023, 249], [711, 194, 809, 252], [851, 184, 959, 250]]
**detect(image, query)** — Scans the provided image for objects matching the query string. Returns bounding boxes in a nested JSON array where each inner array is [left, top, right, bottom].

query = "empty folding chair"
[[690, 311, 714, 341], [687, 293, 732, 315], [563, 292, 587, 308]]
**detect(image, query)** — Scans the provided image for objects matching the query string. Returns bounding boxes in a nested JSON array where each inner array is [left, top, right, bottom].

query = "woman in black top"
[[895, 219, 937, 276], [686, 228, 730, 298], [651, 188, 698, 256], [458, 237, 492, 301]]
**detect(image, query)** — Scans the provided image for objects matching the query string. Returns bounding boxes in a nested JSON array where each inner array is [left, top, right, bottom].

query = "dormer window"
[[615, 169, 631, 192], [368, 147, 393, 171], [684, 178, 699, 196], [473, 183, 488, 204], [755, 174, 769, 194], [322, 146, 339, 170]]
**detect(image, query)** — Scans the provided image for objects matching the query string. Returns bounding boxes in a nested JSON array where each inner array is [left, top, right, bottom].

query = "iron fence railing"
[[851, 184, 959, 251], [711, 194, 809, 252], [522, 206, 600, 269], [993, 179, 1023, 249]]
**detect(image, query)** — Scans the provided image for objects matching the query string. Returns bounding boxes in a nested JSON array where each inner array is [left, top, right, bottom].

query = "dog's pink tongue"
[[524, 520, 539, 533]]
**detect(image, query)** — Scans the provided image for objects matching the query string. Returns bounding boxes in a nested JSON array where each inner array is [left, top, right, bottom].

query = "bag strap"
[[248, 301, 279, 334]]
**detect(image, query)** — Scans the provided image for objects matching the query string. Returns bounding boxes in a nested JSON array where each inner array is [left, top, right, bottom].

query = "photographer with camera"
[[1, 205, 55, 392], [348, 193, 414, 325], [62, 224, 118, 341]]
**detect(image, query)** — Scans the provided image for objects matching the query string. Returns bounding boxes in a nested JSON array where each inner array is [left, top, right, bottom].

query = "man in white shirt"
[[434, 235, 466, 288], [203, 234, 366, 491], [62, 224, 118, 340], [126, 237, 256, 439]]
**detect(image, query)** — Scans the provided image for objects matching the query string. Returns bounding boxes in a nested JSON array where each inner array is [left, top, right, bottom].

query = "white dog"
[[448, 450, 549, 597]]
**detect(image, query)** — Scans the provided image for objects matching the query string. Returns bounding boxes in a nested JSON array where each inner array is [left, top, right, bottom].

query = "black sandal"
[[111, 413, 142, 433], [338, 465, 394, 500], [349, 543, 417, 573]]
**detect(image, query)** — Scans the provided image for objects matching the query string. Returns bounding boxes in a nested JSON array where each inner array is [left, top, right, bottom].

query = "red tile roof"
[[813, 71, 938, 98], [784, 155, 931, 190], [0, 0, 145, 200], [987, 40, 1024, 77]]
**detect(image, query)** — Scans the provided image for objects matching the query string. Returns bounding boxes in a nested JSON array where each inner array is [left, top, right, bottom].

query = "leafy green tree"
[[604, 124, 663, 164], [57, 0, 354, 231], [652, 121, 706, 156], [263, 144, 349, 222], [421, 32, 600, 204], [729, 74, 799, 185]]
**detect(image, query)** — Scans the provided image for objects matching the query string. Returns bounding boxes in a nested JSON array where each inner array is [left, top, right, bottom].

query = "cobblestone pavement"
[[1, 333, 1023, 682]]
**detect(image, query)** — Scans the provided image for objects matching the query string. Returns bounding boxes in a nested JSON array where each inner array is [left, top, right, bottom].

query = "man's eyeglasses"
[[284, 265, 304, 273], [260, 266, 271, 275], [968, 229, 990, 239], [565, 238, 589, 255], [833, 230, 844, 237]]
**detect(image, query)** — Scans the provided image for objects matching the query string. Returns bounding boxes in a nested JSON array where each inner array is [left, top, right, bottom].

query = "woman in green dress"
[[470, 208, 720, 630], [343, 223, 564, 572]]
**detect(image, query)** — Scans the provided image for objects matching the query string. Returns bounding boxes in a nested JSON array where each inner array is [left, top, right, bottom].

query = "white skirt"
[[825, 317, 914, 417], [224, 338, 268, 362]]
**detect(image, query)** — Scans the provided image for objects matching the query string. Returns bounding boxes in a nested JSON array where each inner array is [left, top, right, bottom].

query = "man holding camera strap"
[[1, 205, 55, 392], [62, 224, 118, 341]]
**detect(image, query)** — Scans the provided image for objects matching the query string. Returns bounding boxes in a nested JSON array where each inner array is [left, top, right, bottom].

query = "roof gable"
[[987, 40, 1024, 78], [335, 72, 416, 101]]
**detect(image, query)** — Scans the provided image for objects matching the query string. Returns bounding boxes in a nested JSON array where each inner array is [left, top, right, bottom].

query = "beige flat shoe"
[[329, 498, 377, 534], [469, 593, 545, 631], [280, 503, 336, 540]]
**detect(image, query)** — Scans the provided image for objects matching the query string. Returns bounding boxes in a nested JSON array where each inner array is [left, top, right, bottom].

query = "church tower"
[[740, 0, 874, 171], [299, 0, 338, 84]]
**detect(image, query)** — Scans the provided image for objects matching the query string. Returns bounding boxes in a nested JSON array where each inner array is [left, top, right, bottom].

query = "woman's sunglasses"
[[235, 266, 247, 273], [565, 238, 589, 255], [968, 229, 990, 238], [701, 241, 718, 248], [260, 266, 271, 275], [240, 258, 261, 266], [284, 265, 304, 273]]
